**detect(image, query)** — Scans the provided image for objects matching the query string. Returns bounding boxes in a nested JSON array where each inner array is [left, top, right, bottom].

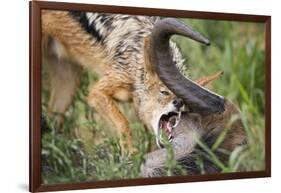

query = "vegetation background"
[[41, 18, 265, 184]]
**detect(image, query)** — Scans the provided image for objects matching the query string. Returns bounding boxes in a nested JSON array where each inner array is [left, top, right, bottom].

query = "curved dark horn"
[[150, 18, 225, 113]]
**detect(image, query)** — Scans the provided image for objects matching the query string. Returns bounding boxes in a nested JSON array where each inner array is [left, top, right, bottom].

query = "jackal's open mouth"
[[158, 111, 181, 145]]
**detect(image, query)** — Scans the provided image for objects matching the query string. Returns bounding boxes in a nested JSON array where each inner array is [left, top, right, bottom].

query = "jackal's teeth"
[[168, 134, 173, 140]]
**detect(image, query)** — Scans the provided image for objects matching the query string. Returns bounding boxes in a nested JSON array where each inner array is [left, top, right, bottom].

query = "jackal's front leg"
[[87, 75, 136, 155]]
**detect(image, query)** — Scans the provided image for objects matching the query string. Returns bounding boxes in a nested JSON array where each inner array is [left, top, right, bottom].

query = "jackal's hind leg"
[[46, 58, 81, 127], [87, 74, 136, 155]]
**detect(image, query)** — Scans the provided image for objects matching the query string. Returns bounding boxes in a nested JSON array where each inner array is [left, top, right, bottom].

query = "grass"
[[41, 18, 265, 184]]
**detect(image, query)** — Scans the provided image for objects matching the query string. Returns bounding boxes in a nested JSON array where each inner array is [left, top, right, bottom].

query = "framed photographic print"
[[30, 0, 271, 192]]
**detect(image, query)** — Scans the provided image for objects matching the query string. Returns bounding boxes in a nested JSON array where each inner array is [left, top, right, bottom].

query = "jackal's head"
[[135, 37, 185, 147], [138, 18, 226, 147]]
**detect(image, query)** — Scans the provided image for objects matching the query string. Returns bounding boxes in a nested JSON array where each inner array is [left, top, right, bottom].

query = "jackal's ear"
[[143, 37, 156, 77], [195, 71, 224, 87]]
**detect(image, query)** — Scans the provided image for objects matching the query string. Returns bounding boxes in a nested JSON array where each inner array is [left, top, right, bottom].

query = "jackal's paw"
[[120, 134, 138, 157], [128, 147, 138, 156], [121, 146, 138, 157]]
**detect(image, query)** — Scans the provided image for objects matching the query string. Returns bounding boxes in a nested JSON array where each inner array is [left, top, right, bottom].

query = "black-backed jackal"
[[42, 10, 228, 155]]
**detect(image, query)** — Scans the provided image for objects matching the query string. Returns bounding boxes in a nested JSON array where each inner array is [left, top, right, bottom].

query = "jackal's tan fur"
[[42, 10, 186, 154]]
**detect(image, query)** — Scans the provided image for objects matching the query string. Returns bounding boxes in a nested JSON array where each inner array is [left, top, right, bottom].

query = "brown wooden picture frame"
[[30, 1, 271, 192]]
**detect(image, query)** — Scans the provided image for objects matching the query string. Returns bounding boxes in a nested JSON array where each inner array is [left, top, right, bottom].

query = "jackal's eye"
[[160, 90, 170, 96]]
